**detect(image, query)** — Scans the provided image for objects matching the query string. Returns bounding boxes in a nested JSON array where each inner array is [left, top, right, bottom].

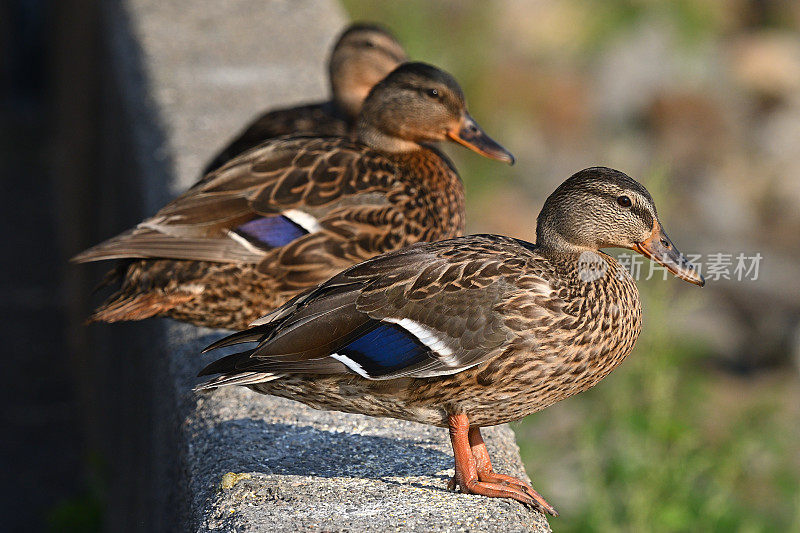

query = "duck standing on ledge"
[[203, 23, 407, 174], [72, 63, 514, 330], [196, 167, 704, 516]]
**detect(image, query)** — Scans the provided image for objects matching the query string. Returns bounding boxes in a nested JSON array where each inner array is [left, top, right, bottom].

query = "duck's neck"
[[534, 234, 636, 300], [387, 146, 466, 238], [356, 120, 422, 154], [535, 233, 597, 259]]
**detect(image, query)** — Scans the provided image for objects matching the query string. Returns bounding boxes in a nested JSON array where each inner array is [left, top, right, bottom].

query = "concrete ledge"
[[102, 1, 549, 530]]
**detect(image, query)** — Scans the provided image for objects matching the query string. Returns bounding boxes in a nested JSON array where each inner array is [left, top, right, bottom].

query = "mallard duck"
[[72, 62, 514, 330], [203, 23, 407, 174], [196, 167, 704, 516]]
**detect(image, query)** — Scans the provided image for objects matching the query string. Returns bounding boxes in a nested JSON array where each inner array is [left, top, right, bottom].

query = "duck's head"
[[536, 167, 704, 286], [357, 62, 515, 164], [329, 23, 408, 119]]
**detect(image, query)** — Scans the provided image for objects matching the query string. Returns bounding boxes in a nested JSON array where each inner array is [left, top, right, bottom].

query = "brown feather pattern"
[[77, 137, 465, 329], [199, 235, 642, 428]]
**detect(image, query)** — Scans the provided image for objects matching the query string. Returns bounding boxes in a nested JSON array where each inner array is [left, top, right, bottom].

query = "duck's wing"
[[197, 235, 565, 386], [71, 137, 402, 266]]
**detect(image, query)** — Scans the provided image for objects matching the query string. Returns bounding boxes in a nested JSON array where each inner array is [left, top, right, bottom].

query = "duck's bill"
[[633, 224, 705, 287], [447, 114, 515, 165]]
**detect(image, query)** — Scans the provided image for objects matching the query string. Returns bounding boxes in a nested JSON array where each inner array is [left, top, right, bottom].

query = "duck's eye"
[[425, 88, 440, 99], [617, 195, 632, 208], [362, 40, 376, 48]]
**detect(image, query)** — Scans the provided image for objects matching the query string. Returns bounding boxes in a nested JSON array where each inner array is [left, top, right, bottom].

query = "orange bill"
[[633, 222, 705, 286], [446, 113, 515, 165]]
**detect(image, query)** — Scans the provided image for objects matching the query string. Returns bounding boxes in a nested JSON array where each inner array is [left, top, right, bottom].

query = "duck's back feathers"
[[73, 136, 402, 266], [198, 236, 560, 385]]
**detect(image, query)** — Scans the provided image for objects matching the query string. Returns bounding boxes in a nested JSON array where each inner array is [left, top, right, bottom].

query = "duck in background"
[[203, 23, 407, 174], [196, 167, 704, 517], [72, 63, 514, 330]]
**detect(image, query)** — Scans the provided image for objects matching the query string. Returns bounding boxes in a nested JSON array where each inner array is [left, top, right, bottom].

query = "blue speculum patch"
[[236, 214, 307, 248], [339, 323, 431, 377]]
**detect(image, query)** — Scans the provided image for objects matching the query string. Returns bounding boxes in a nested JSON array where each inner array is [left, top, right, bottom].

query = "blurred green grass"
[[343, 1, 800, 531]]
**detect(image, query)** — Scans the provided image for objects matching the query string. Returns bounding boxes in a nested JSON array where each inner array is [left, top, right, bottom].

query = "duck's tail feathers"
[[86, 291, 186, 324], [201, 325, 274, 353], [193, 371, 281, 392], [71, 230, 141, 263]]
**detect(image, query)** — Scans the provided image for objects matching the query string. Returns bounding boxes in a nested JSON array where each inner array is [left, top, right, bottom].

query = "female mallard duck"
[[72, 62, 514, 330], [203, 23, 407, 174], [196, 167, 704, 516]]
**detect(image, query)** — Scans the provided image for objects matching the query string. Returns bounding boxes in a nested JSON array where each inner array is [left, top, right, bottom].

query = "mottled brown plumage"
[[197, 167, 704, 515], [203, 23, 407, 174], [73, 63, 514, 329]]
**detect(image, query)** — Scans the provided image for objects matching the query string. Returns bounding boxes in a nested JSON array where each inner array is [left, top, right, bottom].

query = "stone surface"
[[106, 0, 549, 531]]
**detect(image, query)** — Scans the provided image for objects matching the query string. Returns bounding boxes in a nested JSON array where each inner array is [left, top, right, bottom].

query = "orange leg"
[[447, 414, 559, 517]]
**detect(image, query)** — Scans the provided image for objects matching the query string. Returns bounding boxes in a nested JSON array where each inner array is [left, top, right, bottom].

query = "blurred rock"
[[753, 98, 800, 215], [593, 21, 685, 123], [496, 1, 591, 60], [646, 91, 730, 176], [730, 31, 800, 101]]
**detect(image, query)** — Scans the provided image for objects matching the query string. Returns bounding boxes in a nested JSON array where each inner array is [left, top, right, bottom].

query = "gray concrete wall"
[[95, 1, 550, 530]]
